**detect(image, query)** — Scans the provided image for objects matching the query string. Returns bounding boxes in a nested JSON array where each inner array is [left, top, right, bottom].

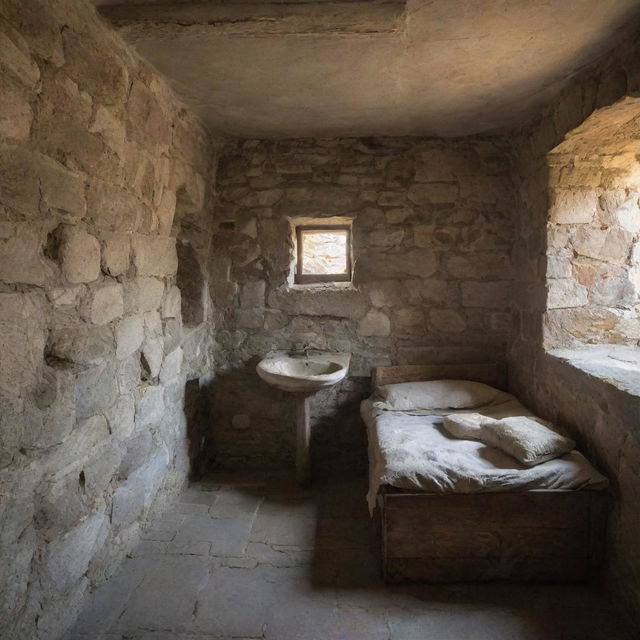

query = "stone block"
[[408, 182, 458, 205], [162, 286, 182, 319], [124, 277, 165, 314], [141, 338, 164, 379], [240, 281, 266, 308], [119, 431, 153, 480], [111, 449, 168, 527], [41, 512, 108, 596], [460, 281, 510, 309], [101, 233, 131, 277], [357, 310, 391, 337], [59, 226, 101, 284], [48, 325, 114, 366], [549, 189, 597, 224], [0, 82, 33, 142], [39, 157, 86, 221], [429, 309, 466, 333], [367, 229, 404, 247], [82, 283, 124, 325], [0, 526, 35, 624], [160, 347, 183, 385], [132, 235, 178, 277], [105, 394, 136, 440], [235, 308, 265, 329], [157, 188, 176, 235], [0, 28, 40, 88], [446, 253, 511, 279], [126, 81, 171, 152], [393, 308, 425, 334], [571, 227, 633, 264], [89, 104, 126, 158], [86, 179, 139, 233], [30, 364, 77, 449], [0, 292, 45, 396], [136, 385, 165, 429], [116, 315, 145, 360], [547, 278, 589, 309], [269, 288, 366, 320], [356, 249, 437, 281], [0, 223, 50, 285], [75, 365, 118, 420]]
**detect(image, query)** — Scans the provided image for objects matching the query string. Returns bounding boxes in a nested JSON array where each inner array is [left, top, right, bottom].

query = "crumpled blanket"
[[362, 393, 608, 514]]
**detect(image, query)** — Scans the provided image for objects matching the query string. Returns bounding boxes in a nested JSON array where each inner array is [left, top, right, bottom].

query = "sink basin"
[[256, 352, 350, 393]]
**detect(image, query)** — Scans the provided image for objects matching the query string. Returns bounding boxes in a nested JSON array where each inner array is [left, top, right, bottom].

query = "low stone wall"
[[0, 1, 217, 638], [207, 137, 516, 470]]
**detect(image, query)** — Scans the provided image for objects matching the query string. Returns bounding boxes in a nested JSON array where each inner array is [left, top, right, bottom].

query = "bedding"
[[443, 413, 576, 467], [374, 379, 505, 411], [362, 389, 608, 513]]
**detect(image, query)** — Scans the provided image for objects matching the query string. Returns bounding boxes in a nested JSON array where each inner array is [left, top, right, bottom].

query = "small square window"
[[295, 225, 352, 284]]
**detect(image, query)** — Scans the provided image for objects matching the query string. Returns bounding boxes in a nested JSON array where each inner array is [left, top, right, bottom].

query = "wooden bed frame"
[[371, 363, 608, 584]]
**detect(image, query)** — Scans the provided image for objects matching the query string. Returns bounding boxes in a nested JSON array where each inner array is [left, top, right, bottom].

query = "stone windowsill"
[[548, 344, 640, 398], [287, 281, 356, 292]]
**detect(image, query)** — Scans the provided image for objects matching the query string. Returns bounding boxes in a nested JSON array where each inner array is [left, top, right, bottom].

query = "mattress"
[[361, 392, 608, 513]]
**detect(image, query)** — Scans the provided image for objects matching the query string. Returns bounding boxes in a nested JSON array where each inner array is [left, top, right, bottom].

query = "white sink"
[[256, 352, 350, 394]]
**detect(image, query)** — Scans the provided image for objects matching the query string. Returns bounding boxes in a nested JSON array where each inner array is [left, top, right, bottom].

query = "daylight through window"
[[295, 225, 352, 284]]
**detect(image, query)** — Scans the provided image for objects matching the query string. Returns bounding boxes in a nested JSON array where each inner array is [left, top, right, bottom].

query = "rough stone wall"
[[208, 137, 515, 470], [545, 102, 640, 348], [509, 35, 640, 627], [0, 1, 217, 638]]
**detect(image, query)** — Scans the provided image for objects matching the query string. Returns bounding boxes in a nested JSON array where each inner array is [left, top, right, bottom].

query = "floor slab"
[[63, 473, 634, 640]]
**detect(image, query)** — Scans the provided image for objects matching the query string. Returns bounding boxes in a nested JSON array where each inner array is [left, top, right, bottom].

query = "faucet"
[[293, 342, 313, 358]]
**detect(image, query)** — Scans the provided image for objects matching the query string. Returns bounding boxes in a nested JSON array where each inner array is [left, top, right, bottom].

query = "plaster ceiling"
[[94, 0, 640, 138]]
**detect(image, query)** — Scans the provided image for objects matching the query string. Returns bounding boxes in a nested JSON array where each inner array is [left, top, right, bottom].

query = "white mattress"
[[362, 393, 608, 513]]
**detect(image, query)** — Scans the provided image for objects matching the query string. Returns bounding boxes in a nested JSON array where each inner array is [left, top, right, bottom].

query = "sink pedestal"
[[255, 351, 350, 485], [295, 394, 312, 485]]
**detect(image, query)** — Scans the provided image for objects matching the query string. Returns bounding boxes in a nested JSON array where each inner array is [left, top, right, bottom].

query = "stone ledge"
[[548, 344, 640, 398]]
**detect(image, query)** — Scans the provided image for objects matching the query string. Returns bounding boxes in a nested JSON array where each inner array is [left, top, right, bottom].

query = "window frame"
[[294, 224, 352, 285]]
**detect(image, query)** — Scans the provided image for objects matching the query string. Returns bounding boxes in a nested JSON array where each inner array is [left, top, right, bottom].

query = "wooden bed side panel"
[[382, 491, 607, 583], [372, 363, 499, 389]]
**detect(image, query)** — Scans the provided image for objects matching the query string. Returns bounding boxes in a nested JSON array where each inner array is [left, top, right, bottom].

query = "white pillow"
[[482, 416, 576, 467], [443, 414, 576, 467], [376, 380, 501, 411]]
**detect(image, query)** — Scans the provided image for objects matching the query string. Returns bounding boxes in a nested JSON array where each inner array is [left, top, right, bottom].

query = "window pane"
[[301, 229, 348, 275]]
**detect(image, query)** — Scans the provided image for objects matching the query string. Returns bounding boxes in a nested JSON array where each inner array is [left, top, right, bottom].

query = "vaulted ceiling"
[[94, 0, 640, 138]]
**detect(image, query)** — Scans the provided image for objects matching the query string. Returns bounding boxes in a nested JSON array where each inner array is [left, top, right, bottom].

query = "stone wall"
[[207, 137, 515, 470], [509, 34, 640, 627], [0, 1, 217, 638], [545, 99, 640, 347]]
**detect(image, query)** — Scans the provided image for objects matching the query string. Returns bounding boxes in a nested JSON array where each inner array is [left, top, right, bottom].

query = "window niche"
[[290, 218, 353, 286]]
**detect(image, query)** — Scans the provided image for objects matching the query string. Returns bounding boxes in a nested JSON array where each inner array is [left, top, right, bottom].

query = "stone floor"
[[64, 473, 633, 640]]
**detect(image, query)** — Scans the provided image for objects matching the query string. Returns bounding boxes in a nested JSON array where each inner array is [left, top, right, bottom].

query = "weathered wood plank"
[[372, 363, 498, 389], [382, 490, 607, 583]]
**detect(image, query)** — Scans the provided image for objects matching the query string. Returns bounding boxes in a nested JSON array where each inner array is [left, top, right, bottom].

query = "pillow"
[[443, 414, 576, 467], [481, 416, 576, 467], [376, 380, 501, 411], [443, 412, 497, 439]]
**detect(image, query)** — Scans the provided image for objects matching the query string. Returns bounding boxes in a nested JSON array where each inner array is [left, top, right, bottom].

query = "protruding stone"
[[101, 233, 131, 277], [547, 278, 589, 309], [116, 315, 144, 360], [357, 310, 391, 337], [429, 309, 466, 333], [131, 235, 178, 277], [549, 189, 597, 224], [83, 283, 124, 325], [60, 227, 101, 284]]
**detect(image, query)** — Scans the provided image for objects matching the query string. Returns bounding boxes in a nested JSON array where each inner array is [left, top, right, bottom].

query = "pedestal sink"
[[256, 351, 350, 484]]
